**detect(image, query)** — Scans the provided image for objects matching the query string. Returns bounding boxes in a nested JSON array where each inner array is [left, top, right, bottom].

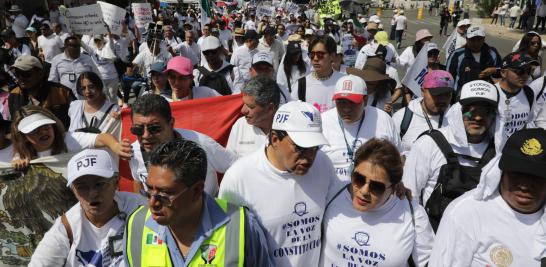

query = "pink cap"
[[422, 70, 454, 95], [164, 56, 192, 76]]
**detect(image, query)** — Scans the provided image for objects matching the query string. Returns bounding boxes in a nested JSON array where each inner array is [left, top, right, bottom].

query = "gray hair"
[[148, 139, 207, 186], [241, 75, 281, 108]]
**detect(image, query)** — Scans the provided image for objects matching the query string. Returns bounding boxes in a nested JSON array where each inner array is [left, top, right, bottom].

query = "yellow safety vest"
[[125, 198, 245, 267]]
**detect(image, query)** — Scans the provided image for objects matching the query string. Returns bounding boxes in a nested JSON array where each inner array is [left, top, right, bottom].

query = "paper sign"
[[286, 2, 299, 14], [256, 6, 274, 18], [63, 4, 106, 35], [132, 3, 153, 28], [97, 1, 126, 35]]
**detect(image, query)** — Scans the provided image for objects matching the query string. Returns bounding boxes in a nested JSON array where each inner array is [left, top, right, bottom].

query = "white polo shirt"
[[48, 53, 102, 97], [219, 148, 336, 267], [129, 128, 236, 195], [320, 189, 434, 267], [226, 116, 268, 158], [321, 106, 401, 182]]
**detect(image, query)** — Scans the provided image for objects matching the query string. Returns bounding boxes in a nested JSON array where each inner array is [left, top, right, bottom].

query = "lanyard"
[[338, 110, 366, 161], [421, 101, 443, 131]]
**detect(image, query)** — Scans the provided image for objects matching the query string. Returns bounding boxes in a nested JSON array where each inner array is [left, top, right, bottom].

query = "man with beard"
[[403, 80, 499, 230], [124, 139, 274, 266]]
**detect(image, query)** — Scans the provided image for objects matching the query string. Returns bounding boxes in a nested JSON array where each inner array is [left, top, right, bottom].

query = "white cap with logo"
[[466, 25, 486, 38], [272, 101, 329, 147], [252, 51, 274, 66], [67, 149, 117, 186], [333, 75, 367, 103], [459, 80, 499, 106]]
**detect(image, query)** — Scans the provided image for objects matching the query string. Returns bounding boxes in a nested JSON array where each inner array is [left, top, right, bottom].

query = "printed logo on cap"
[[76, 155, 98, 171], [468, 81, 493, 96], [342, 80, 353, 92], [301, 111, 314, 122], [520, 138, 543, 156]]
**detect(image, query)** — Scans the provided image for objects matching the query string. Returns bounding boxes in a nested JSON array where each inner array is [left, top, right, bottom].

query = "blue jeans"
[[395, 30, 404, 44]]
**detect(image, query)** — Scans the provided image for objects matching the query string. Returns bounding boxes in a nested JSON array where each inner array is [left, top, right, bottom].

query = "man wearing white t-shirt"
[[403, 80, 499, 231], [430, 128, 546, 266], [37, 24, 64, 63], [128, 94, 236, 195], [29, 149, 147, 266], [227, 76, 280, 157], [132, 39, 172, 78], [494, 52, 539, 152], [230, 30, 260, 93], [321, 74, 401, 181], [244, 14, 257, 31], [393, 70, 453, 155], [291, 35, 344, 113], [219, 101, 336, 267], [394, 10, 407, 49]]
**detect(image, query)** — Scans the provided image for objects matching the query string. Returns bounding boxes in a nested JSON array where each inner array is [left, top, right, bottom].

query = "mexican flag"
[[201, 0, 213, 29]]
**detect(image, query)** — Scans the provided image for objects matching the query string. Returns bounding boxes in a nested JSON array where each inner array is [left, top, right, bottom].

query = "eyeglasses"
[[462, 105, 496, 119], [202, 49, 217, 56], [130, 124, 163, 136], [140, 186, 189, 207], [351, 171, 392, 195], [14, 70, 33, 78], [308, 51, 328, 60]]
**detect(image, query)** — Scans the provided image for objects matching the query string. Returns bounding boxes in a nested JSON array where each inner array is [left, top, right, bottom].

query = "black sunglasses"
[[14, 70, 33, 78], [130, 124, 163, 136], [351, 171, 392, 195]]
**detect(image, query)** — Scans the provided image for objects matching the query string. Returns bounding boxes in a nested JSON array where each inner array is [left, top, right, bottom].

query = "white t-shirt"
[[244, 20, 256, 31], [230, 45, 257, 86], [114, 31, 136, 63], [402, 127, 490, 205], [321, 106, 401, 181], [395, 15, 407, 30], [68, 100, 121, 136], [226, 116, 268, 158], [37, 34, 64, 63], [399, 46, 416, 67], [392, 98, 448, 155], [219, 29, 233, 50], [429, 190, 543, 266], [320, 190, 434, 267], [132, 47, 172, 78], [129, 128, 236, 195], [219, 148, 336, 267], [290, 71, 344, 113], [171, 86, 220, 101], [530, 76, 546, 128], [29, 192, 147, 267], [494, 84, 533, 152]]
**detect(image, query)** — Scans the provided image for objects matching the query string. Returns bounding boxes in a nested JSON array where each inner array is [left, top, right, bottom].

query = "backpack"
[[423, 130, 495, 232], [295, 77, 307, 101], [75, 104, 115, 134], [399, 107, 414, 139], [198, 65, 234, 96]]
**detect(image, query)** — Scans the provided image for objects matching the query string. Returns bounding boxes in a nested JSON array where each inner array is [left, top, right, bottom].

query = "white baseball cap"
[[466, 25, 485, 39], [359, 18, 367, 24], [427, 42, 439, 52], [201, 36, 221, 51], [457, 19, 471, 27], [459, 80, 499, 107], [272, 101, 328, 147], [18, 113, 56, 134], [333, 75, 367, 103], [252, 51, 273, 66], [67, 149, 117, 186], [304, 29, 314, 35]]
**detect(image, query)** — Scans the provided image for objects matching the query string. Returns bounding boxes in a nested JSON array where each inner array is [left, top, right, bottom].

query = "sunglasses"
[[308, 51, 328, 60], [351, 171, 392, 195], [140, 186, 189, 207], [14, 70, 33, 78], [202, 49, 217, 56], [462, 105, 496, 119], [130, 124, 163, 136]]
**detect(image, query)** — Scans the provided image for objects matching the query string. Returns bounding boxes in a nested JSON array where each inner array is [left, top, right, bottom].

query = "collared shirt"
[[137, 193, 274, 266], [258, 37, 285, 73], [48, 52, 101, 97]]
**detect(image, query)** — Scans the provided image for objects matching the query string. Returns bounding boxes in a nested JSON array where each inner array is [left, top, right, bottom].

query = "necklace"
[[312, 70, 333, 81]]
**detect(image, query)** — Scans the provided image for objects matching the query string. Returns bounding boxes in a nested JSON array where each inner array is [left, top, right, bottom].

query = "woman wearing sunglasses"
[[68, 72, 120, 135], [320, 139, 434, 267], [11, 105, 132, 170]]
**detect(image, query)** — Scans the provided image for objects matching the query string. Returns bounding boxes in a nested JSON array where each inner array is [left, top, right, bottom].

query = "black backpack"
[[423, 130, 495, 232], [197, 65, 234, 96], [75, 104, 115, 134]]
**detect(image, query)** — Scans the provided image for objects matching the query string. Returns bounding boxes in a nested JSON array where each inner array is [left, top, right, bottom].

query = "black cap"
[[501, 52, 540, 70], [499, 128, 546, 179], [0, 29, 15, 39], [263, 27, 276, 36], [244, 30, 259, 41]]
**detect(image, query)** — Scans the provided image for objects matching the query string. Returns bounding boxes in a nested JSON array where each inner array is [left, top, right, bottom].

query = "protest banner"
[[443, 29, 457, 61], [0, 154, 77, 266], [118, 94, 243, 192], [97, 1, 126, 35], [402, 42, 433, 97], [286, 2, 300, 14], [256, 6, 275, 18], [62, 4, 106, 35], [132, 3, 153, 28]]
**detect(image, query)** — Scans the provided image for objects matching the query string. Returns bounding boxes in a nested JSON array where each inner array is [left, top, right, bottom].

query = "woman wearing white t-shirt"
[[277, 41, 310, 93], [29, 149, 147, 266], [320, 139, 434, 267], [68, 72, 121, 136], [10, 105, 132, 170]]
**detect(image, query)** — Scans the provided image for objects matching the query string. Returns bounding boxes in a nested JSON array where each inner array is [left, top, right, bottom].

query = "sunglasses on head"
[[130, 124, 163, 136], [308, 51, 327, 60], [351, 171, 392, 195]]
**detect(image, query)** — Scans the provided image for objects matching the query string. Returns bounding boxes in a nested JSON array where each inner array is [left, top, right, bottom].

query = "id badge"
[[504, 108, 512, 123], [69, 73, 76, 82]]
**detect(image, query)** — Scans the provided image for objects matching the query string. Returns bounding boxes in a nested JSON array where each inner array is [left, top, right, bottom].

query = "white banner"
[[132, 3, 153, 29], [62, 4, 106, 35], [402, 42, 432, 97], [256, 6, 275, 18], [442, 29, 457, 61], [97, 1, 126, 35]]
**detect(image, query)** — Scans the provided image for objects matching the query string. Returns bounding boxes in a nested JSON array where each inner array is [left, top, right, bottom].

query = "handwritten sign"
[[63, 4, 106, 35], [256, 6, 275, 18], [286, 2, 299, 15], [97, 1, 126, 35], [132, 3, 153, 28]]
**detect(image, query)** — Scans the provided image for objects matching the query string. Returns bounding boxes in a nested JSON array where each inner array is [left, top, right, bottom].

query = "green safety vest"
[[125, 198, 245, 267]]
